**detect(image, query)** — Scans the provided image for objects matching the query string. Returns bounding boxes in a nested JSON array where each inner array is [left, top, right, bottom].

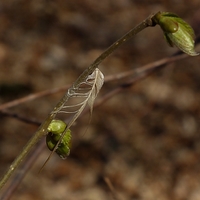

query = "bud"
[[46, 119, 72, 159], [153, 12, 199, 56], [47, 119, 66, 134]]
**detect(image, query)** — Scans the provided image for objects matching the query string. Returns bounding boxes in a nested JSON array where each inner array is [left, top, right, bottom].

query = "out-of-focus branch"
[[0, 85, 70, 111]]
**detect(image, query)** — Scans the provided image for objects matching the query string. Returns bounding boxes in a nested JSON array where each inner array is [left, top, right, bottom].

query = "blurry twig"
[[0, 52, 190, 125], [105, 53, 187, 82], [104, 177, 122, 200], [76, 52, 189, 115], [0, 110, 41, 126], [0, 53, 187, 113], [0, 85, 70, 111]]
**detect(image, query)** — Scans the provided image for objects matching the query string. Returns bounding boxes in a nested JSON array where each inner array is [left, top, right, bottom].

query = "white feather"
[[53, 68, 104, 129]]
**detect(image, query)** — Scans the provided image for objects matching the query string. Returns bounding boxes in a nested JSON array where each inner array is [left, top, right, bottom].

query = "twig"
[[0, 53, 189, 113], [0, 110, 41, 126], [0, 85, 70, 111], [104, 177, 121, 200], [0, 13, 156, 190]]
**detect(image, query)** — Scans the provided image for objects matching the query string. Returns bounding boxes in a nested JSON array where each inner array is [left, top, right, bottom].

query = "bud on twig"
[[153, 12, 199, 56], [46, 120, 72, 159]]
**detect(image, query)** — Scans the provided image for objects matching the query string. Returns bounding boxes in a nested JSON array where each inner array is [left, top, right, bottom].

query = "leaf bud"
[[46, 119, 72, 159], [153, 12, 199, 56]]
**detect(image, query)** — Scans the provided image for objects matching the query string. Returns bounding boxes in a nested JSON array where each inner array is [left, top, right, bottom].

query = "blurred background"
[[0, 0, 200, 199]]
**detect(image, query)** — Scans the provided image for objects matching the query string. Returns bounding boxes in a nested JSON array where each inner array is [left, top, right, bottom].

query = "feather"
[[46, 68, 104, 162], [86, 68, 104, 114], [63, 68, 104, 129]]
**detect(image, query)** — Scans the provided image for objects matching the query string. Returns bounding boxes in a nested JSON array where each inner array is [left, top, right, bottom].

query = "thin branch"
[[0, 85, 70, 111], [0, 13, 156, 190], [0, 53, 189, 126], [0, 110, 41, 126], [105, 53, 188, 82], [72, 13, 156, 89], [104, 177, 122, 200], [0, 52, 191, 113]]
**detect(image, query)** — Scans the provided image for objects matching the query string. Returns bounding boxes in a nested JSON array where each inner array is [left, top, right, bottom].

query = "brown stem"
[[0, 12, 156, 190]]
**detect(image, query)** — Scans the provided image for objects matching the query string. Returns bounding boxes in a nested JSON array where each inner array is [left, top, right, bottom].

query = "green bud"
[[46, 119, 72, 159], [153, 12, 199, 56], [47, 119, 67, 134]]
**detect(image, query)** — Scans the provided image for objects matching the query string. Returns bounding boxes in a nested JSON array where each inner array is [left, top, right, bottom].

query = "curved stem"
[[73, 13, 156, 88], [0, 13, 156, 190]]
